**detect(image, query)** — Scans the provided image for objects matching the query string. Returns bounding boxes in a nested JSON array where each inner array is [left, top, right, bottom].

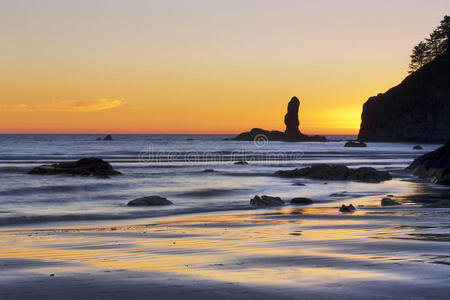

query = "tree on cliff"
[[409, 42, 429, 72], [409, 15, 449, 73]]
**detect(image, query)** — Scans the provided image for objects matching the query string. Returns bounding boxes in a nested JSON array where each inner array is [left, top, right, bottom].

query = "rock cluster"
[[28, 157, 122, 177], [274, 164, 392, 183], [250, 195, 284, 207]]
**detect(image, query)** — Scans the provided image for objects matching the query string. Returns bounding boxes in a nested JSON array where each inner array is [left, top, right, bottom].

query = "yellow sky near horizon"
[[1, 1, 448, 134]]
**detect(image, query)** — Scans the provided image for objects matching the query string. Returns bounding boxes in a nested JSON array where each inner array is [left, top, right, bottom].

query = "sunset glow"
[[1, 0, 448, 134]]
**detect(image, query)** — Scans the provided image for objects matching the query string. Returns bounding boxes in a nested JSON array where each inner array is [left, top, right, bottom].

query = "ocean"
[[0, 134, 441, 227]]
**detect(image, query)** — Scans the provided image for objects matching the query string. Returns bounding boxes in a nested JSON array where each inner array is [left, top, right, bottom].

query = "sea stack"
[[233, 96, 326, 142], [284, 96, 301, 136]]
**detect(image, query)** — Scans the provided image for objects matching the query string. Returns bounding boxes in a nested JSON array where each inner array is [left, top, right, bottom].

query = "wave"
[[0, 204, 254, 227]]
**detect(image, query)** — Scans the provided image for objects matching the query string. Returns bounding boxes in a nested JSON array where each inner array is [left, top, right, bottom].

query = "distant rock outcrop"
[[358, 50, 450, 142], [344, 141, 367, 148], [233, 97, 326, 142], [406, 141, 450, 185]]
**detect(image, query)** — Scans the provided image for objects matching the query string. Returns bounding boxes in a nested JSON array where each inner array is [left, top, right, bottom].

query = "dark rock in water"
[[202, 169, 215, 173], [290, 197, 313, 205], [234, 161, 248, 165], [274, 164, 391, 183], [406, 141, 450, 185], [233, 97, 326, 142], [96, 137, 102, 141], [358, 50, 450, 142], [413, 145, 423, 150], [292, 182, 306, 186], [127, 196, 173, 206], [339, 204, 356, 213], [250, 195, 284, 207], [28, 157, 121, 177], [344, 141, 367, 148], [104, 134, 112, 140], [381, 197, 401, 206]]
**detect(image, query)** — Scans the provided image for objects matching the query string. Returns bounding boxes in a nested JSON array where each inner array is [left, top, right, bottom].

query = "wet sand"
[[1, 190, 450, 299]]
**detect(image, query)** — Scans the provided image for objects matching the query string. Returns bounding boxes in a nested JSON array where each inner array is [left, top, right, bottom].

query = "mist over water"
[[0, 134, 441, 226]]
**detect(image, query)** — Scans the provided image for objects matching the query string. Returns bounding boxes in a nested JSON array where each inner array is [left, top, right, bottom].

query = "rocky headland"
[[358, 50, 450, 142]]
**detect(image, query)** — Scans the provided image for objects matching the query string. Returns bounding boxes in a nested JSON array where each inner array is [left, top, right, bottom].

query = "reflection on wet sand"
[[1, 200, 449, 294]]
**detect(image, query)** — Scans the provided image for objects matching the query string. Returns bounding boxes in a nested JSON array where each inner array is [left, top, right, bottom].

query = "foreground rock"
[[250, 195, 284, 207], [233, 97, 326, 142], [290, 197, 313, 205], [406, 141, 450, 185], [28, 157, 122, 177], [358, 50, 450, 142], [344, 141, 367, 148], [275, 164, 391, 183], [381, 197, 401, 206], [127, 196, 173, 206], [413, 145, 423, 150], [234, 161, 248, 165]]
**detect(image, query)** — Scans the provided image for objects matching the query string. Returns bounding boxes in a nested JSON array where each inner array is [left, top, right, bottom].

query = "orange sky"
[[1, 1, 448, 134]]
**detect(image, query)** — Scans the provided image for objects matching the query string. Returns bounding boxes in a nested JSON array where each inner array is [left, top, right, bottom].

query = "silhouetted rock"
[[274, 164, 391, 183], [358, 50, 450, 142], [284, 96, 301, 136], [127, 196, 173, 206], [290, 197, 313, 205], [202, 169, 215, 173], [234, 161, 248, 165], [339, 204, 356, 213], [233, 97, 326, 142], [381, 197, 401, 206], [28, 157, 121, 177], [96, 137, 102, 141], [104, 134, 112, 140], [344, 141, 367, 148], [413, 145, 423, 150], [250, 195, 284, 207], [406, 141, 450, 185]]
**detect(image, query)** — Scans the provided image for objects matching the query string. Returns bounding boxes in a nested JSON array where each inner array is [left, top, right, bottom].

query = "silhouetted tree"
[[438, 15, 450, 48], [409, 15, 449, 73], [426, 29, 442, 59], [409, 42, 428, 73]]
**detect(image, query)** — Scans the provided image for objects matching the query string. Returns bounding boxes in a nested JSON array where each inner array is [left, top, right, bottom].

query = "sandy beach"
[[1, 184, 449, 300]]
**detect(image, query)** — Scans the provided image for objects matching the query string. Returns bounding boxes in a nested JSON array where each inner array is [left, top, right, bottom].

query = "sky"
[[0, 0, 449, 134]]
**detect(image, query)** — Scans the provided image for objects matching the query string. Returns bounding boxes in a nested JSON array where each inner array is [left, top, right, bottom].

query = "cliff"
[[358, 50, 450, 142]]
